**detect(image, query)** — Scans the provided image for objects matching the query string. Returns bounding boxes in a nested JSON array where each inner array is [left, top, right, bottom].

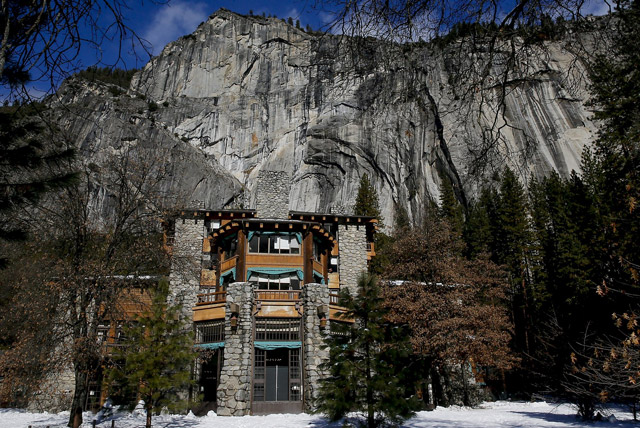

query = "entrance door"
[[252, 348, 302, 414], [201, 358, 219, 401], [194, 349, 222, 415], [265, 348, 289, 401]]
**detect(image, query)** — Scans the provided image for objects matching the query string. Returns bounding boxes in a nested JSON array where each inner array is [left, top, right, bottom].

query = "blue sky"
[[3, 0, 610, 100], [4, 1, 333, 100], [134, 0, 333, 59]]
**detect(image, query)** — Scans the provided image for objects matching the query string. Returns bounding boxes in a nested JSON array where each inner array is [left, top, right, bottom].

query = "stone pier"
[[302, 282, 330, 412], [337, 224, 368, 295], [168, 217, 206, 323], [216, 282, 253, 416]]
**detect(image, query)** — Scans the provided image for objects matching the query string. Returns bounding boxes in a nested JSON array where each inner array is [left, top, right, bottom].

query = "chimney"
[[254, 170, 291, 219]]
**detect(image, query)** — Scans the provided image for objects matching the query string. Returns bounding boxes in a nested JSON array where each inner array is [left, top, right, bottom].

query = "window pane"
[[259, 236, 268, 253], [269, 236, 278, 253], [249, 235, 259, 253], [254, 384, 265, 401], [290, 236, 300, 254]]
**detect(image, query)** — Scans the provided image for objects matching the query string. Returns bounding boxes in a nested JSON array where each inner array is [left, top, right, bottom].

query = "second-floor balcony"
[[196, 291, 227, 305], [254, 289, 301, 301]]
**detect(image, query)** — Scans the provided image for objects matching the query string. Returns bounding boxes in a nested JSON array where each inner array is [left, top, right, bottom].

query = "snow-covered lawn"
[[2, 401, 638, 428]]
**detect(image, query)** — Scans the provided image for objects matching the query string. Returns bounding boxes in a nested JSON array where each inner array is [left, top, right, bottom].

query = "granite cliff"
[[51, 9, 599, 228]]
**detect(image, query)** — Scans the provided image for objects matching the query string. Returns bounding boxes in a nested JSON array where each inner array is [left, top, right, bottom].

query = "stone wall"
[[27, 365, 75, 413], [168, 218, 205, 323], [254, 171, 290, 219], [216, 282, 253, 416], [337, 224, 368, 295], [302, 283, 330, 412]]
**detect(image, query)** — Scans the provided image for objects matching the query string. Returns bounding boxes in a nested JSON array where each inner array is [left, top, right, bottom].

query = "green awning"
[[247, 267, 304, 281], [220, 267, 236, 285], [196, 342, 224, 350], [254, 341, 302, 350], [313, 270, 325, 285]]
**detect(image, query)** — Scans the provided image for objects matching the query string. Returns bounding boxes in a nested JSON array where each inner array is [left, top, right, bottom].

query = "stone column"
[[302, 282, 330, 412], [253, 170, 291, 219], [168, 217, 205, 323], [337, 224, 368, 295], [216, 282, 253, 416]]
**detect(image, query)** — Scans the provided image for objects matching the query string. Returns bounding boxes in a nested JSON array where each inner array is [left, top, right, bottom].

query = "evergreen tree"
[[438, 176, 464, 237], [562, 2, 640, 417], [107, 279, 196, 428], [463, 186, 496, 258], [0, 106, 76, 266], [586, 0, 640, 296], [354, 173, 383, 225], [318, 273, 417, 427], [493, 168, 534, 355]]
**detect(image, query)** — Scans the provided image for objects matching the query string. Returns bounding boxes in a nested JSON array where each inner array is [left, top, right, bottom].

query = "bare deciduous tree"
[[0, 0, 165, 98]]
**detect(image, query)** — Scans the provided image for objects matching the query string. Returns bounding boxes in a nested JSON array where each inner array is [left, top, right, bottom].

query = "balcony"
[[329, 292, 340, 305], [254, 290, 301, 301], [220, 255, 238, 272], [196, 291, 227, 305]]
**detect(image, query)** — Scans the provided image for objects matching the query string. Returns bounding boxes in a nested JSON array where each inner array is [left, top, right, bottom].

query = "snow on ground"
[[1, 401, 638, 428]]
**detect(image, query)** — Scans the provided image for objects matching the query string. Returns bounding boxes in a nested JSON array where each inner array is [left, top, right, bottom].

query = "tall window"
[[195, 320, 225, 344], [248, 233, 300, 254], [312, 240, 323, 262], [255, 318, 301, 341]]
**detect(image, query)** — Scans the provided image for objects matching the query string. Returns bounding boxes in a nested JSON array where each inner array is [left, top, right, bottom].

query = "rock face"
[[53, 9, 597, 228]]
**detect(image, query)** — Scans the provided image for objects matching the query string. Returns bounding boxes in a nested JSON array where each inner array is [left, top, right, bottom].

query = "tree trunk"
[[366, 339, 374, 428], [68, 370, 89, 428], [146, 403, 152, 428]]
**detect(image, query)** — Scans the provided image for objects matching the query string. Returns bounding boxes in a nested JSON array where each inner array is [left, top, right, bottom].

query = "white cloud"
[[285, 8, 301, 20], [583, 0, 612, 16], [143, 1, 210, 54]]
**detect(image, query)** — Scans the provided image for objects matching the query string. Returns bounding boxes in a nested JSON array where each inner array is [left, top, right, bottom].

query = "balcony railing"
[[254, 290, 301, 301], [329, 292, 340, 305], [196, 291, 227, 305], [220, 255, 238, 272]]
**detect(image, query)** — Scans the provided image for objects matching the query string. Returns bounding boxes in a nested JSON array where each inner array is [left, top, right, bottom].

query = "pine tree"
[[107, 279, 196, 428], [493, 168, 534, 355], [354, 173, 383, 225], [317, 273, 417, 427], [0, 106, 76, 266], [562, 2, 640, 417], [463, 186, 496, 258], [438, 176, 464, 237], [586, 0, 640, 296]]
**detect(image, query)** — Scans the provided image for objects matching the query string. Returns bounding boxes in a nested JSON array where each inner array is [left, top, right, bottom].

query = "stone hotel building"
[[168, 171, 377, 415]]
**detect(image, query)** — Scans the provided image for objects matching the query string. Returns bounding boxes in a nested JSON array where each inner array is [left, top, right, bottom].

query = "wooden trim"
[[246, 254, 303, 268], [237, 230, 247, 282], [220, 255, 238, 272], [303, 233, 313, 284]]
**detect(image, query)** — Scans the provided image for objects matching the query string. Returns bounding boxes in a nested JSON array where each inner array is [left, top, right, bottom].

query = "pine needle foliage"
[[354, 173, 383, 225], [317, 273, 418, 427], [107, 278, 196, 428]]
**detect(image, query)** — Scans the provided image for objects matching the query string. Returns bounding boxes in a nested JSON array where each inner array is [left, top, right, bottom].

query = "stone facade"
[[301, 283, 330, 412], [337, 224, 368, 295], [27, 365, 75, 413], [216, 282, 253, 416], [254, 171, 291, 219], [168, 218, 206, 323]]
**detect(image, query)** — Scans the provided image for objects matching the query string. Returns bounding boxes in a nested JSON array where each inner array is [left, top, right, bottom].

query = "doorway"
[[252, 347, 302, 414]]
